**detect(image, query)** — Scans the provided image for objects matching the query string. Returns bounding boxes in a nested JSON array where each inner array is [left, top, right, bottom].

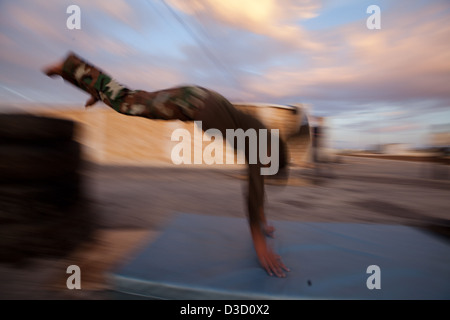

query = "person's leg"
[[44, 52, 207, 121], [45, 52, 129, 111]]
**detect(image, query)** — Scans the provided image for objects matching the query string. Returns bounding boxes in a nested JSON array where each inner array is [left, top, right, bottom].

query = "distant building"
[[429, 124, 450, 147], [379, 143, 411, 155], [233, 102, 311, 165], [430, 132, 450, 147]]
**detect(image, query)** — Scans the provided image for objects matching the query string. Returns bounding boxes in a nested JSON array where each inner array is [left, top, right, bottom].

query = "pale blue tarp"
[[109, 213, 450, 300]]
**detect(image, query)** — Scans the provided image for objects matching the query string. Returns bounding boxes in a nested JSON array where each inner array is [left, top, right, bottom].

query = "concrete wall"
[[35, 104, 311, 167]]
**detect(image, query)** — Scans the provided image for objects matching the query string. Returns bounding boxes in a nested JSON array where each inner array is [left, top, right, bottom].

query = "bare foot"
[[43, 62, 63, 77], [85, 95, 99, 108]]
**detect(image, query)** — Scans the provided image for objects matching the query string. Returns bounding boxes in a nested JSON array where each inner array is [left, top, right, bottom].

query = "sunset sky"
[[1, 0, 449, 149]]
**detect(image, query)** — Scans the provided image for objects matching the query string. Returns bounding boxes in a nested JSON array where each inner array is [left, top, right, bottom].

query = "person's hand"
[[251, 226, 289, 277], [254, 238, 289, 277]]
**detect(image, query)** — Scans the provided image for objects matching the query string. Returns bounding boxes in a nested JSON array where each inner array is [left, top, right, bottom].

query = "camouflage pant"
[[60, 52, 287, 228], [61, 53, 210, 121]]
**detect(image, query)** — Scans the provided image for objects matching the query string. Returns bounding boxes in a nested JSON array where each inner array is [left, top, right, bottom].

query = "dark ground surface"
[[0, 156, 449, 299]]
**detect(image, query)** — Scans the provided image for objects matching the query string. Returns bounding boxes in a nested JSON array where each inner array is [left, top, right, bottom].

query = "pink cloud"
[[237, 1, 450, 104], [168, 0, 324, 51]]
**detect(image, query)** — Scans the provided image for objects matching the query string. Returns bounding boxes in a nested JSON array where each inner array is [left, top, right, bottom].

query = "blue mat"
[[109, 213, 450, 299]]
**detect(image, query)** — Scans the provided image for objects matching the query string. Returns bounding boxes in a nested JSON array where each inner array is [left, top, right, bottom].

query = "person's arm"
[[247, 164, 289, 277], [249, 207, 289, 277]]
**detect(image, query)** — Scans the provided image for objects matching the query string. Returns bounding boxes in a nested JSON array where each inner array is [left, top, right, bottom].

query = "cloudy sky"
[[0, 0, 449, 149]]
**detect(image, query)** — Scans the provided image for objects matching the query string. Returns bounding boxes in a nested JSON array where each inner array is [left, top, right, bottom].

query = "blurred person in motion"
[[311, 116, 324, 175], [311, 116, 334, 178], [43, 52, 290, 277]]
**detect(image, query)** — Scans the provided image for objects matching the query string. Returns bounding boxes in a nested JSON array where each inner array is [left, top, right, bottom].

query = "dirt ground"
[[0, 156, 449, 299]]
